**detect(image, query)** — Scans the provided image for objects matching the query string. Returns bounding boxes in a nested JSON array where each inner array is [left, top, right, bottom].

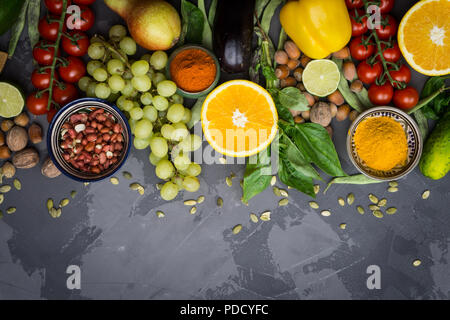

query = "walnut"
[[12, 148, 39, 169], [41, 157, 61, 178], [310, 102, 332, 127], [6, 126, 28, 151]]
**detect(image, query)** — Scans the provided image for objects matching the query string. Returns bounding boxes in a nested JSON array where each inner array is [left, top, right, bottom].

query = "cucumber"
[[0, 0, 25, 35], [419, 110, 450, 180]]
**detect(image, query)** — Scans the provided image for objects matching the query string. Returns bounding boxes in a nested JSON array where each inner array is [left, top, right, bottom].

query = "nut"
[[28, 122, 43, 144], [310, 102, 332, 127], [284, 41, 301, 59], [327, 90, 345, 106], [293, 67, 303, 82], [6, 126, 28, 151], [287, 59, 300, 70], [300, 55, 311, 68], [343, 61, 356, 81], [329, 103, 337, 118], [350, 79, 364, 93], [332, 47, 350, 59], [280, 77, 296, 88], [301, 110, 310, 121], [0, 131, 4, 146], [41, 157, 61, 178], [12, 148, 39, 169], [349, 110, 359, 122], [14, 112, 30, 127], [303, 92, 315, 106], [1, 161, 16, 178], [1, 120, 14, 132], [275, 65, 290, 80], [0, 145, 11, 159], [336, 104, 351, 121], [274, 50, 289, 65]]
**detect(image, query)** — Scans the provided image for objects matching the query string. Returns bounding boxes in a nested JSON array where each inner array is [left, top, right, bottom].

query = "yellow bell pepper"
[[280, 0, 352, 59]]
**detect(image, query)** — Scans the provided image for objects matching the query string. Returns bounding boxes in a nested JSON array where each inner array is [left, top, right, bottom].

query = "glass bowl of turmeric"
[[166, 45, 220, 99], [347, 106, 423, 180]]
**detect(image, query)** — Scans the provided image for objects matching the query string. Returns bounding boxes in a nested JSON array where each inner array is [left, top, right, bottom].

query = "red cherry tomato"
[[376, 15, 397, 40], [349, 36, 375, 60], [47, 107, 58, 123], [378, 42, 401, 62], [349, 9, 368, 37], [32, 41, 57, 65], [38, 16, 63, 41], [68, 5, 95, 31], [31, 68, 58, 90], [27, 92, 50, 115], [62, 31, 89, 56], [53, 83, 79, 106], [379, 0, 395, 14], [345, 0, 364, 9], [58, 56, 86, 83], [357, 60, 382, 85], [393, 86, 419, 110], [368, 82, 394, 105], [44, 0, 72, 14], [73, 0, 96, 4], [390, 65, 411, 88]]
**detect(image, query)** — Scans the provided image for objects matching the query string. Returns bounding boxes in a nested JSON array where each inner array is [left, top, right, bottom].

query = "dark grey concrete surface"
[[0, 0, 449, 300]]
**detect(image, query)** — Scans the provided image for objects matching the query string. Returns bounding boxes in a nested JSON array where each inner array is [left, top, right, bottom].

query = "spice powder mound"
[[353, 116, 408, 171], [170, 48, 216, 93]]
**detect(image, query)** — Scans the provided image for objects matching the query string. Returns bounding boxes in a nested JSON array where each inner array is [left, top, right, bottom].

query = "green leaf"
[[419, 76, 450, 119], [180, 0, 205, 45], [27, 0, 41, 51], [208, 0, 218, 27], [197, 0, 213, 49], [413, 109, 428, 139], [8, 0, 30, 57], [279, 157, 315, 198], [269, 89, 294, 124], [278, 87, 309, 112], [187, 97, 204, 129], [255, 0, 271, 19], [261, 0, 285, 37], [243, 148, 272, 202], [323, 174, 383, 193]]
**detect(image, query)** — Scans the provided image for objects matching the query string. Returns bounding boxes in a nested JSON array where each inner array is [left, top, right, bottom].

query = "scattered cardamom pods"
[[217, 197, 223, 207], [47, 199, 53, 211], [59, 198, 69, 207], [279, 198, 289, 207], [232, 224, 242, 235], [279, 189, 289, 197], [313, 184, 320, 195], [225, 176, 232, 187], [250, 213, 258, 223], [184, 200, 197, 206], [0, 185, 11, 193], [110, 177, 119, 185], [84, 182, 89, 186], [357, 206, 365, 214], [156, 211, 165, 218], [260, 211, 271, 221], [422, 190, 430, 200], [6, 207, 16, 214], [386, 207, 397, 215], [338, 197, 345, 206], [130, 183, 141, 190], [197, 196, 205, 204], [273, 186, 281, 197], [347, 193, 355, 205], [369, 205, 380, 211], [70, 190, 77, 199], [373, 210, 383, 218], [388, 187, 398, 193], [13, 179, 21, 190], [137, 186, 145, 195], [378, 198, 387, 207], [55, 208, 62, 218], [309, 201, 319, 209], [339, 223, 347, 230], [321, 210, 331, 217], [270, 176, 276, 186], [122, 171, 132, 179], [389, 181, 398, 187], [412, 259, 421, 267], [0, 194, 4, 205], [49, 207, 58, 218], [368, 194, 378, 204], [190, 206, 197, 215]]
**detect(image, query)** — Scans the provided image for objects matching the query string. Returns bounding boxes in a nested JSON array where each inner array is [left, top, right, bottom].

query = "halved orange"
[[201, 80, 278, 157], [398, 0, 450, 76]]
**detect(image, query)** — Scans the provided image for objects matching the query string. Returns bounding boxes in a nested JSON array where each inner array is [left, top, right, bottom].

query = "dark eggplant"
[[213, 0, 255, 74]]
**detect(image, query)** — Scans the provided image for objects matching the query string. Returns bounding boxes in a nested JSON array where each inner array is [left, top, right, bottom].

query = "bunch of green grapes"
[[78, 25, 203, 201]]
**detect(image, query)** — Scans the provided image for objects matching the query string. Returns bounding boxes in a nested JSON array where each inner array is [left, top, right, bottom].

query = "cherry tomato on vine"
[[47, 107, 58, 123], [53, 83, 79, 106], [27, 92, 50, 115], [378, 42, 401, 62], [349, 36, 375, 60], [389, 65, 411, 88], [379, 0, 395, 14], [345, 0, 364, 9], [58, 56, 86, 83], [44, 0, 72, 14], [368, 82, 394, 105], [376, 15, 397, 40], [38, 16, 63, 42], [357, 60, 383, 85], [31, 68, 58, 90], [349, 9, 368, 37], [62, 31, 89, 56], [73, 5, 95, 31], [33, 41, 57, 65], [393, 86, 419, 110], [73, 0, 96, 4]]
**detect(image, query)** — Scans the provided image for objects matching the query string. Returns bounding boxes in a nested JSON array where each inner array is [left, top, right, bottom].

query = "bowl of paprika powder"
[[167, 45, 220, 99]]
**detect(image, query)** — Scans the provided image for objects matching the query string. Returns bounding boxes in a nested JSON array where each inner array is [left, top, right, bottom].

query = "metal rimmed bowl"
[[347, 106, 423, 181], [166, 44, 220, 99], [47, 98, 132, 182]]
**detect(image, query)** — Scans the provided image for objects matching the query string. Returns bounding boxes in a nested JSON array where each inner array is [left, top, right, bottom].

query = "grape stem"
[[94, 36, 131, 69]]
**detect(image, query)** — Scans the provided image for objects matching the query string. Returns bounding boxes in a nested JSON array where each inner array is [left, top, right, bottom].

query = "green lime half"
[[302, 59, 341, 97], [0, 82, 25, 118]]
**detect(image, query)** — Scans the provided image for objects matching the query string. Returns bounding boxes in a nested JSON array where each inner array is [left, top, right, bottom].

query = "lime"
[[302, 59, 340, 97], [0, 82, 25, 118]]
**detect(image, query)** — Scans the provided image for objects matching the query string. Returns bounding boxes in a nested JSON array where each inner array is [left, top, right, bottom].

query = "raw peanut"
[[274, 50, 289, 65], [284, 40, 301, 59], [116, 134, 123, 143], [91, 166, 100, 174], [300, 55, 311, 68], [287, 59, 300, 70], [97, 123, 104, 130], [1, 120, 14, 132], [85, 141, 95, 152], [28, 122, 43, 144], [96, 136, 103, 144], [103, 133, 111, 141], [100, 127, 110, 134], [332, 47, 350, 59], [349, 110, 359, 122], [301, 110, 310, 121], [115, 143, 123, 151], [86, 134, 97, 142], [329, 103, 338, 118], [303, 92, 315, 106], [113, 123, 121, 133], [63, 153, 70, 161], [336, 104, 351, 121], [275, 65, 290, 80], [85, 127, 95, 134], [91, 121, 97, 128], [99, 152, 106, 164], [293, 67, 303, 82], [68, 129, 76, 138], [81, 138, 88, 146], [0, 145, 11, 159], [96, 114, 107, 122], [294, 116, 305, 124], [14, 112, 30, 127], [327, 90, 345, 106], [280, 77, 296, 88], [343, 61, 356, 81], [350, 79, 364, 93], [105, 119, 113, 128], [62, 123, 73, 129]]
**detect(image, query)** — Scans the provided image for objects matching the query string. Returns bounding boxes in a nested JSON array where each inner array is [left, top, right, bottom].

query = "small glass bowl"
[[47, 98, 132, 182], [347, 106, 423, 181], [166, 45, 220, 99]]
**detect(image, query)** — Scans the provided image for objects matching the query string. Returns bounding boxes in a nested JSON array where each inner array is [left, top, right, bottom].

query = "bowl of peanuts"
[[47, 98, 132, 182]]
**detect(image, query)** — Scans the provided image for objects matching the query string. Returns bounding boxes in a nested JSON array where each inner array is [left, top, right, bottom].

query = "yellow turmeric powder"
[[353, 116, 408, 171]]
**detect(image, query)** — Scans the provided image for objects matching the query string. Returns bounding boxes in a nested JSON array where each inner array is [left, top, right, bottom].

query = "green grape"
[[149, 152, 168, 166], [119, 36, 137, 55], [140, 92, 153, 105], [181, 108, 191, 123], [183, 176, 200, 192], [78, 76, 92, 92], [129, 119, 137, 134], [131, 75, 151, 92], [173, 154, 191, 171], [93, 68, 108, 82], [157, 80, 177, 97], [160, 181, 179, 201], [150, 136, 168, 158], [140, 54, 152, 63], [171, 93, 184, 104], [142, 105, 157, 122], [110, 48, 126, 61], [116, 95, 127, 109], [146, 69, 155, 80], [107, 59, 125, 75], [155, 160, 175, 180], [121, 80, 135, 96], [133, 137, 150, 149], [86, 82, 97, 97], [185, 163, 201, 177], [122, 69, 133, 80], [131, 60, 150, 76], [87, 42, 105, 60], [122, 99, 134, 112], [160, 124, 175, 140], [179, 134, 202, 152], [134, 119, 153, 139], [87, 60, 103, 76], [150, 51, 168, 70], [153, 72, 166, 85], [172, 122, 189, 141], [133, 101, 140, 108], [109, 25, 127, 41], [172, 176, 185, 190], [152, 95, 169, 111], [108, 75, 125, 92], [129, 107, 144, 120], [95, 83, 111, 99], [167, 104, 185, 123], [89, 36, 102, 44]]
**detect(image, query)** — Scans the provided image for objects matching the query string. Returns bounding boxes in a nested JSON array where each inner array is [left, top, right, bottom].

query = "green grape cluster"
[[78, 25, 203, 201]]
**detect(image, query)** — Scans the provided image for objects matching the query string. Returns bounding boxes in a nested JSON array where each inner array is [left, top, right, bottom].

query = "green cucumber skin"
[[0, 0, 25, 35], [419, 111, 450, 180]]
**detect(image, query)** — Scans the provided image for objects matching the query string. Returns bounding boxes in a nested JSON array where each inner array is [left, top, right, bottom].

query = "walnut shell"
[[41, 157, 61, 178], [6, 126, 28, 151], [12, 148, 39, 169], [310, 102, 332, 127]]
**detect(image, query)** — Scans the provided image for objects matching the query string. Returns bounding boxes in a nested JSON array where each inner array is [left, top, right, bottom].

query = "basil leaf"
[[197, 0, 213, 49], [243, 148, 272, 202], [180, 0, 205, 45], [279, 158, 315, 197], [278, 87, 309, 112], [261, 0, 284, 36], [187, 97, 204, 129], [420, 76, 450, 119], [255, 0, 271, 19], [269, 89, 294, 124]]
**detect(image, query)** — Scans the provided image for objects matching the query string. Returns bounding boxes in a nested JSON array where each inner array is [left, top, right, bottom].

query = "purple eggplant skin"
[[213, 0, 255, 74]]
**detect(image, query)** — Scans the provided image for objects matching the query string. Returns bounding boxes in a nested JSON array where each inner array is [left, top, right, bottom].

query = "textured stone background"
[[0, 0, 449, 300]]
